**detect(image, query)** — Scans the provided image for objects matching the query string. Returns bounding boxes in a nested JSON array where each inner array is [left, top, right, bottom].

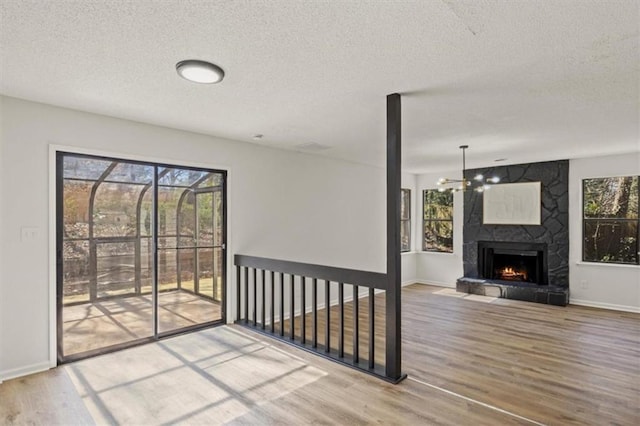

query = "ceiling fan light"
[[176, 60, 225, 84], [489, 176, 501, 183], [474, 174, 484, 181]]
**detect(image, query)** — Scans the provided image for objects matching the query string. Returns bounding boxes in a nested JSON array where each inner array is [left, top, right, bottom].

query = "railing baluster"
[[253, 268, 257, 326], [236, 265, 241, 322], [300, 276, 306, 344], [369, 287, 375, 369], [233, 254, 402, 383], [353, 284, 359, 363], [244, 267, 249, 324], [279, 272, 284, 336], [338, 282, 344, 358], [261, 269, 266, 329], [312, 278, 317, 348], [325, 280, 330, 352], [289, 274, 295, 340], [270, 270, 275, 333]]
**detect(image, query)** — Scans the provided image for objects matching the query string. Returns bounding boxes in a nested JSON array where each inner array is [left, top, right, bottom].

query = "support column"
[[385, 93, 405, 381]]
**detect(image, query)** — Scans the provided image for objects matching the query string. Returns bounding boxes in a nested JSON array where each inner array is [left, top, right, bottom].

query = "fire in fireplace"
[[478, 241, 548, 285], [497, 266, 527, 281]]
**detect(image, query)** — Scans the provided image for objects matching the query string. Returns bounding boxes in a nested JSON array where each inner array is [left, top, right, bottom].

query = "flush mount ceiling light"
[[176, 60, 225, 84], [436, 145, 500, 193]]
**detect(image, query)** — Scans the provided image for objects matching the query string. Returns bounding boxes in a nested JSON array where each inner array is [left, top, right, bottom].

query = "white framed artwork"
[[483, 182, 541, 225]]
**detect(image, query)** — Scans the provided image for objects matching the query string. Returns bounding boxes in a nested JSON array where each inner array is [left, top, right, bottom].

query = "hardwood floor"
[[1, 284, 638, 425], [402, 286, 640, 425]]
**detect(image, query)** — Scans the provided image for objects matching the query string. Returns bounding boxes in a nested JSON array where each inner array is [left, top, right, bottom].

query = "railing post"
[[289, 274, 295, 340], [279, 272, 284, 336], [261, 269, 266, 329], [270, 271, 275, 333], [253, 268, 257, 326], [312, 278, 317, 348], [244, 267, 249, 324], [236, 265, 241, 322], [338, 282, 344, 358], [369, 287, 375, 369], [353, 284, 359, 363], [386, 93, 403, 381], [300, 276, 306, 344], [325, 280, 330, 352]]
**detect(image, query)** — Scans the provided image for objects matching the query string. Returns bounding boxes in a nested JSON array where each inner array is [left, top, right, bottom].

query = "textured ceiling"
[[1, 0, 638, 173]]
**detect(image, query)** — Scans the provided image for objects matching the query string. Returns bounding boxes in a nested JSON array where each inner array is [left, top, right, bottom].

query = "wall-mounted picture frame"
[[483, 181, 541, 225]]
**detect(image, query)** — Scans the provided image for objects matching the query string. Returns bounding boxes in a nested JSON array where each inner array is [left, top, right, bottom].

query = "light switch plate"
[[21, 227, 40, 242]]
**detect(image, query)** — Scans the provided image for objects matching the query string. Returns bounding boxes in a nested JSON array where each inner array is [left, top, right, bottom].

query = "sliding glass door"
[[156, 168, 225, 334], [57, 152, 226, 362]]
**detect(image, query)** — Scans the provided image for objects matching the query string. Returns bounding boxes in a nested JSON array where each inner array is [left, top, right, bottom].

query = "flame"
[[498, 266, 527, 281]]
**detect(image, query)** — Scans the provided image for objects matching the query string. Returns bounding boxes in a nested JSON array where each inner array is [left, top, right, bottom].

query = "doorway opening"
[[56, 152, 227, 362]]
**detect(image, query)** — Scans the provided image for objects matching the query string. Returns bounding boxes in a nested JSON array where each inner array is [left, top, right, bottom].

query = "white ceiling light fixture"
[[436, 145, 500, 192], [176, 59, 225, 84]]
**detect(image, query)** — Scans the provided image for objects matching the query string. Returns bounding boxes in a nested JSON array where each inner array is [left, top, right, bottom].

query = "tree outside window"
[[583, 176, 639, 264], [423, 190, 453, 253], [401, 189, 411, 252]]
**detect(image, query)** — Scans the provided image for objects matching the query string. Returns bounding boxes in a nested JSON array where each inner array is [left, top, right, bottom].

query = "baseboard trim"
[[570, 299, 640, 313], [412, 279, 455, 288], [0, 361, 51, 382]]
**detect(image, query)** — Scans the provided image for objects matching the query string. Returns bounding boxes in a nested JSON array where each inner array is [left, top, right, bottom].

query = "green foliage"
[[584, 176, 638, 218], [583, 176, 639, 264], [423, 189, 453, 252]]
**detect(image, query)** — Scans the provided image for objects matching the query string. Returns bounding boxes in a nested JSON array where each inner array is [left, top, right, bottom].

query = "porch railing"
[[234, 254, 404, 383]]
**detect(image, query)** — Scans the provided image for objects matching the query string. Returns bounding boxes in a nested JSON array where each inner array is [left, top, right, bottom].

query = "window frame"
[[582, 175, 639, 265], [422, 189, 454, 253], [400, 188, 411, 253]]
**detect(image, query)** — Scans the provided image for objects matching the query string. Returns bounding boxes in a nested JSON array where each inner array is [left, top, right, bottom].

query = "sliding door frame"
[[53, 148, 228, 364]]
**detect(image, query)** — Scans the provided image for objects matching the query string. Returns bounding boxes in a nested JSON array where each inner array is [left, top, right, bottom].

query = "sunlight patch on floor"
[[65, 327, 327, 424], [434, 288, 498, 303]]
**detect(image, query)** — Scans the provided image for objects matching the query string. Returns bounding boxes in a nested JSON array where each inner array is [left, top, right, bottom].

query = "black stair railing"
[[234, 254, 403, 383]]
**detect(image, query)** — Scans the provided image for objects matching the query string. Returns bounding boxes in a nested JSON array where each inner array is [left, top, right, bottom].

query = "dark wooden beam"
[[385, 93, 405, 381], [234, 255, 387, 289]]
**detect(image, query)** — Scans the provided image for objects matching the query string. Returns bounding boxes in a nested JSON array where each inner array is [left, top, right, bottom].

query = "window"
[[423, 189, 453, 253], [583, 176, 639, 264], [401, 188, 411, 252]]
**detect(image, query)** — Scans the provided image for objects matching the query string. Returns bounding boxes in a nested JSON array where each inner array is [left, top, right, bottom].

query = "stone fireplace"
[[457, 160, 570, 306]]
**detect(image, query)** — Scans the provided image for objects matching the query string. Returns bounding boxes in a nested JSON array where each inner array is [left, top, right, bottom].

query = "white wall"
[[414, 171, 464, 287], [0, 98, 4, 381], [569, 153, 640, 312], [0, 96, 412, 380]]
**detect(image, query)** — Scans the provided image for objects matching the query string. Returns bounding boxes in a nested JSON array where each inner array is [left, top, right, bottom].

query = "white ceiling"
[[1, 0, 638, 173]]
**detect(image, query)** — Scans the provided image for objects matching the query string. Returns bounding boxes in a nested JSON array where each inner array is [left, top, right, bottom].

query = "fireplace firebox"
[[478, 241, 548, 285]]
